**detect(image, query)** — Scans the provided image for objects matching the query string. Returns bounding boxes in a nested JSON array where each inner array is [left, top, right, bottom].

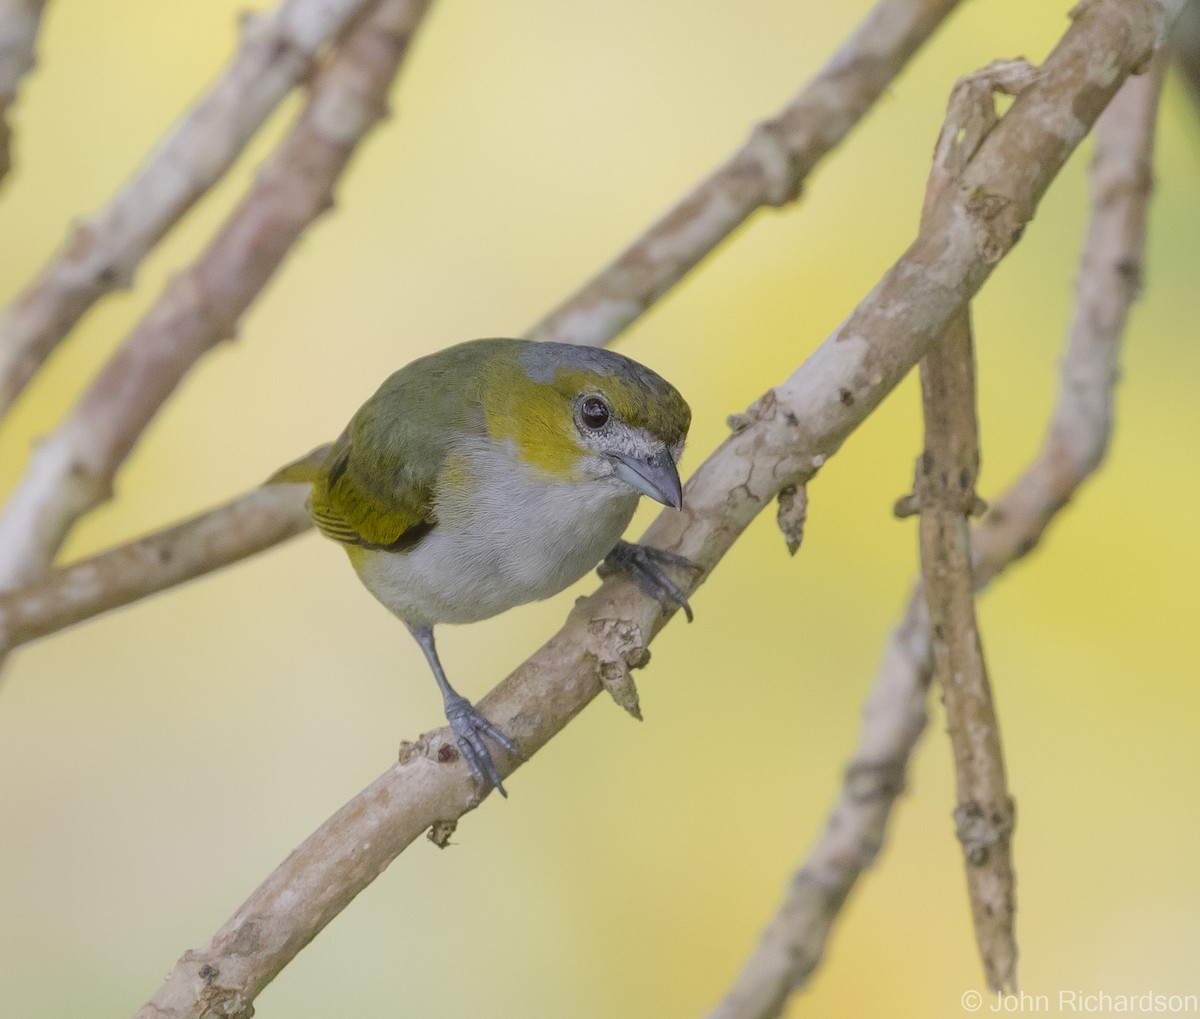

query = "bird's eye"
[[580, 396, 611, 430]]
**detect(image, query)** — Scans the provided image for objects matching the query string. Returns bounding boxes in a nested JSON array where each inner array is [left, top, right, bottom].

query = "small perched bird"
[[269, 338, 694, 796]]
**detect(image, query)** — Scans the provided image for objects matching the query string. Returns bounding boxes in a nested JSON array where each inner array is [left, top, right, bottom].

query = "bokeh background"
[[1, 1, 1198, 1016]]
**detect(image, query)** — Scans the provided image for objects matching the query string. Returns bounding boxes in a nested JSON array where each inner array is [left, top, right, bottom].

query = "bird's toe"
[[443, 694, 516, 797], [600, 540, 700, 622]]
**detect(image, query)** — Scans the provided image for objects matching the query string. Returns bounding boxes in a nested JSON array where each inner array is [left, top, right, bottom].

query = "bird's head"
[[479, 340, 691, 509]]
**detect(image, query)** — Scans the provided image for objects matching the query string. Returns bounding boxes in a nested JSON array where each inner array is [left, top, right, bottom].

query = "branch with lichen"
[[0, 0, 47, 187], [0, 0, 382, 416], [0, 0, 966, 654], [704, 49, 1168, 1019], [131, 5, 1179, 1016], [0, 0, 431, 598]]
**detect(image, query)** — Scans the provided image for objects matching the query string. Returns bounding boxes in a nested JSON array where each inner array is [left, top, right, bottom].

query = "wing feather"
[[267, 345, 491, 553]]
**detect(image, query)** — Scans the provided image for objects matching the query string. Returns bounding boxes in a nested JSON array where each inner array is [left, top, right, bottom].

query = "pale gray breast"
[[356, 437, 638, 626]]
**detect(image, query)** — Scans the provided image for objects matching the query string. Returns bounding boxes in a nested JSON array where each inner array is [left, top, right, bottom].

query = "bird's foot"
[[599, 540, 701, 622], [443, 693, 520, 798]]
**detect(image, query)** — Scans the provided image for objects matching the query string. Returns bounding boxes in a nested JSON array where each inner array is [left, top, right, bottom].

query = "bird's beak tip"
[[612, 450, 683, 510]]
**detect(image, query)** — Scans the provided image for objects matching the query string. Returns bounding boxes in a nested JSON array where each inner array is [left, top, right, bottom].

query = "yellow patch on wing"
[[267, 440, 435, 552]]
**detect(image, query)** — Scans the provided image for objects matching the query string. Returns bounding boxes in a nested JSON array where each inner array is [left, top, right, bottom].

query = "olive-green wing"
[[265, 343, 499, 550], [311, 430, 437, 551], [267, 407, 445, 552]]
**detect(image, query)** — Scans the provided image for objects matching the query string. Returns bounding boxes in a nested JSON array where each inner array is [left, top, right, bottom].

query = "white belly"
[[353, 443, 639, 627]]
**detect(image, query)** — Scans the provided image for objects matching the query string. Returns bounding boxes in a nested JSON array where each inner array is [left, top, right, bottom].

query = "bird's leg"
[[406, 623, 519, 797], [598, 540, 701, 622]]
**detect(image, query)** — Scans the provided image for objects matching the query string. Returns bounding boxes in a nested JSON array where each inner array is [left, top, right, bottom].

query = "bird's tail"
[[264, 443, 335, 486]]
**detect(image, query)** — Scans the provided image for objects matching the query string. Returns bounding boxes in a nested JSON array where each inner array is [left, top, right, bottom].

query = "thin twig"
[[0, 0, 47, 187], [132, 6, 1176, 1016], [0, 486, 310, 651], [918, 306, 1017, 992], [0, 0, 431, 595], [705, 49, 1167, 1019], [0, 0, 970, 651], [907, 62, 1029, 993], [0, 0, 380, 416], [527, 0, 964, 346]]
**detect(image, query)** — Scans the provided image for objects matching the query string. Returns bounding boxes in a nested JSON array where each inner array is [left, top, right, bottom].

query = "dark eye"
[[580, 396, 610, 430]]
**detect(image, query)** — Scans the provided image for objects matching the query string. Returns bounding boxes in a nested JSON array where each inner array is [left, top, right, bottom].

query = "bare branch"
[[0, 0, 381, 416], [705, 49, 1168, 1019], [133, 5, 1176, 1015], [0, 0, 431, 593], [906, 61, 1036, 993], [0, 0, 47, 186], [527, 0, 965, 346], [0, 486, 310, 651], [917, 307, 1016, 993]]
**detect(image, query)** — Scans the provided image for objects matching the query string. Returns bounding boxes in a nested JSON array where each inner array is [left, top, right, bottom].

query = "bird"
[[268, 337, 695, 796]]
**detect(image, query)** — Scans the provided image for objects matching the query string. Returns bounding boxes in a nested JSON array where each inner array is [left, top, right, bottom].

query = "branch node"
[[427, 819, 458, 849], [727, 389, 780, 435], [911, 449, 986, 518], [587, 617, 649, 719], [776, 483, 808, 555], [954, 797, 1016, 867], [844, 759, 906, 802], [745, 119, 804, 207], [726, 411, 753, 434]]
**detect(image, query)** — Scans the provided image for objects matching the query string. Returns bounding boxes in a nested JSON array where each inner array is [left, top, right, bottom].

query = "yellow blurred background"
[[1, 1, 1198, 1016]]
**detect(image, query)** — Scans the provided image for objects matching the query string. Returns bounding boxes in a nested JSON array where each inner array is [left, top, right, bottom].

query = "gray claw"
[[443, 694, 518, 797], [600, 540, 701, 622]]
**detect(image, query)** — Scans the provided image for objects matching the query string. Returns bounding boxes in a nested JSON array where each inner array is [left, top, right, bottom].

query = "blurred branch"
[[0, 0, 47, 187], [1172, 0, 1200, 112], [705, 49, 1167, 1019], [134, 5, 1176, 1016], [0, 0, 380, 416], [0, 0, 431, 596], [528, 0, 964, 346], [975, 51, 1166, 576], [0, 486, 310, 651], [707, 590, 933, 1019]]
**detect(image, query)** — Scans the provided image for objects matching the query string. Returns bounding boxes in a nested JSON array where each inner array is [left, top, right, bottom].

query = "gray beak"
[[612, 449, 683, 510]]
